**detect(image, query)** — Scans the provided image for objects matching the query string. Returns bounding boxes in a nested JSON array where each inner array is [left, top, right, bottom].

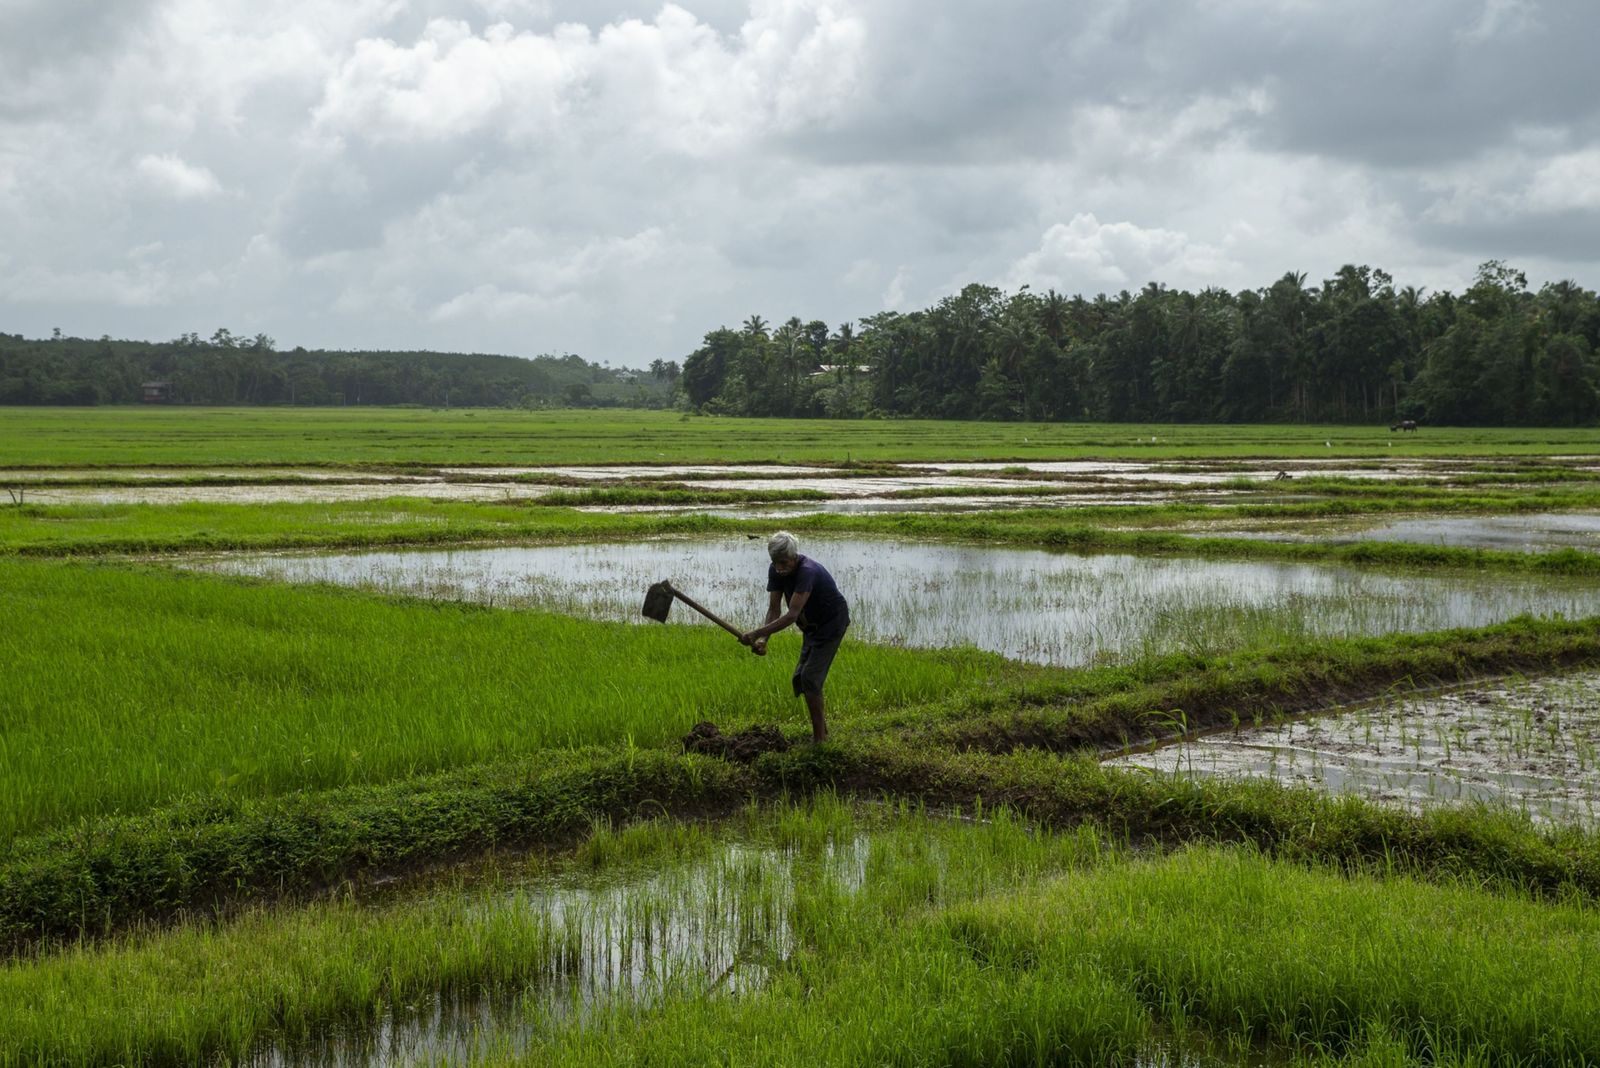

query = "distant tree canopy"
[[681, 263, 1600, 426], [0, 331, 676, 410], [9, 262, 1599, 425]]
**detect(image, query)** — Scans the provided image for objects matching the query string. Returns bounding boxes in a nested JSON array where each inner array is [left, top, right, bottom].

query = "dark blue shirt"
[[767, 555, 849, 640]]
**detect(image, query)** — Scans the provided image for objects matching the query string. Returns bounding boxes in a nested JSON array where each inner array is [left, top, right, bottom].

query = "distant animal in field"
[[1273, 470, 1292, 481], [1390, 420, 1418, 432]]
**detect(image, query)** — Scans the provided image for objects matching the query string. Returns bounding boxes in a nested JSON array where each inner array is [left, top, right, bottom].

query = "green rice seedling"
[[0, 558, 1003, 841], [0, 798, 1124, 1067], [9, 407, 1600, 467], [513, 841, 1600, 1066]]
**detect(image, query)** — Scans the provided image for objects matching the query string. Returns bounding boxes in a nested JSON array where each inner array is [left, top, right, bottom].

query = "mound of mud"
[[681, 721, 792, 762]]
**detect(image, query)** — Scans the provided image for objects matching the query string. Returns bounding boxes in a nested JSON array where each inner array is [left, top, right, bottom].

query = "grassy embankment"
[[3, 799, 1598, 1067], [6, 406, 1600, 466], [9, 495, 1600, 578], [0, 557, 1012, 842], [7, 556, 1600, 948]]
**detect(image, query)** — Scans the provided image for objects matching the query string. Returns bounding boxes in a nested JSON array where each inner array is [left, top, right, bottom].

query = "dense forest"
[[0, 330, 676, 409], [6, 261, 1599, 425], [685, 262, 1600, 425]]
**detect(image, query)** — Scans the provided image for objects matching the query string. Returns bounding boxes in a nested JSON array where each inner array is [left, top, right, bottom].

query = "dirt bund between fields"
[[6, 619, 1600, 955]]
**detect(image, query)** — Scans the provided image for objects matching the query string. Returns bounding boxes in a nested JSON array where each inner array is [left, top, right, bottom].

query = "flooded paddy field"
[[1108, 672, 1600, 824], [9, 454, 1595, 512], [1197, 511, 1600, 553], [569, 491, 1215, 519], [200, 535, 1600, 666], [16, 795, 1600, 1068], [244, 820, 879, 1066]]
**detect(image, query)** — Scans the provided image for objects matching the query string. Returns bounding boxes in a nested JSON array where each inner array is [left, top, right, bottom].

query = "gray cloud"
[[2, 0, 1598, 363]]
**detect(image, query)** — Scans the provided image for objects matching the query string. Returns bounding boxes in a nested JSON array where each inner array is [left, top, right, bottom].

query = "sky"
[[3, 0, 1598, 367]]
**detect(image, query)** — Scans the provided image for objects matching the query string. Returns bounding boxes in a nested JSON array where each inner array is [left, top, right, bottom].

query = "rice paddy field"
[[8, 407, 1600, 1065]]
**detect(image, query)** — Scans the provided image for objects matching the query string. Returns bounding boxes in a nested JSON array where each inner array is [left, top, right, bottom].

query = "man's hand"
[[740, 630, 768, 656]]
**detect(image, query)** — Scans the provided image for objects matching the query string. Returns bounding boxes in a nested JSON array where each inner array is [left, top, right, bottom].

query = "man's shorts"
[[791, 629, 845, 697]]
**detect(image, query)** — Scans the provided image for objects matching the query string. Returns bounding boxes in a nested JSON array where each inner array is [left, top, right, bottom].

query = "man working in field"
[[740, 531, 849, 743]]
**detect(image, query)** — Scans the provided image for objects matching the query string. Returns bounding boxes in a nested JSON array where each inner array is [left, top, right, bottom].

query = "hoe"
[[641, 580, 765, 655]]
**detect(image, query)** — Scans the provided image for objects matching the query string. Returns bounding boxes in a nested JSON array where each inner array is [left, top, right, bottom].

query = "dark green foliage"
[[682, 263, 1600, 426], [0, 751, 759, 950], [0, 332, 669, 409]]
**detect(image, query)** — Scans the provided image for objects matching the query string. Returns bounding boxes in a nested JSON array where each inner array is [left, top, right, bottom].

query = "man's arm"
[[742, 590, 810, 645]]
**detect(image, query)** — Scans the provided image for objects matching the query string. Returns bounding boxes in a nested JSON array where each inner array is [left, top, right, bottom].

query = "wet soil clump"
[[682, 721, 792, 762]]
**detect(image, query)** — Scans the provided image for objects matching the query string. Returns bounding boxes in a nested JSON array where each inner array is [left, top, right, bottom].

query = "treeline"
[[0, 329, 677, 409], [683, 262, 1600, 425]]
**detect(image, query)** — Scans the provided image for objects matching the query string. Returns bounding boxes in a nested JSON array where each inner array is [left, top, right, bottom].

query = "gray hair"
[[767, 530, 799, 559]]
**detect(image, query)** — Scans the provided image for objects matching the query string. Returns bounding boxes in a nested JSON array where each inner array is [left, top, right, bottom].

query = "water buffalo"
[[1390, 420, 1418, 432]]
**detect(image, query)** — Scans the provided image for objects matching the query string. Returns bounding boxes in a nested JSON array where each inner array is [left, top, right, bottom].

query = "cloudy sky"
[[3, 0, 1598, 366]]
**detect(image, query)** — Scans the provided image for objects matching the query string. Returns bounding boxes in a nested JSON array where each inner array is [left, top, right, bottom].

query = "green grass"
[[11, 408, 1600, 1065], [535, 841, 1600, 1066], [10, 497, 1600, 583], [6, 407, 1600, 466], [0, 499, 742, 555], [13, 547, 1600, 846], [11, 658, 1600, 951], [0, 557, 1018, 843], [7, 799, 1599, 1067]]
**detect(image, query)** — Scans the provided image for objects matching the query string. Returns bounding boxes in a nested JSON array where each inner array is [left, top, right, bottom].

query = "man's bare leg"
[[804, 691, 829, 742]]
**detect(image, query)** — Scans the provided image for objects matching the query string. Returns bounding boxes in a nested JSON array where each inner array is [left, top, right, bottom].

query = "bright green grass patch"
[[0, 498, 746, 555], [0, 797, 1110, 1067], [0, 558, 1012, 842], [930, 845, 1600, 1063], [13, 800, 1597, 1067], [531, 843, 1600, 1066], [6, 407, 1600, 466]]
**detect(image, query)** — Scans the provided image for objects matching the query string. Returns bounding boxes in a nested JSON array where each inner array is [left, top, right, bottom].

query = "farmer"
[[739, 531, 849, 743]]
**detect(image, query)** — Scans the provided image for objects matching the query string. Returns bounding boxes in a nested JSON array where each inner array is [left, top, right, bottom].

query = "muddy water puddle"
[[1107, 673, 1600, 824], [1212, 512, 1600, 553], [200, 537, 1600, 667]]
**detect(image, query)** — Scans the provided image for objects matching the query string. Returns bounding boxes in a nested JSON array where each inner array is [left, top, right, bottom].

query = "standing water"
[[201, 536, 1600, 667], [1107, 672, 1600, 824]]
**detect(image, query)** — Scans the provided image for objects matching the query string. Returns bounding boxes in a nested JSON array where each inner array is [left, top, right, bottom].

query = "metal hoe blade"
[[641, 580, 675, 623], [640, 579, 763, 654]]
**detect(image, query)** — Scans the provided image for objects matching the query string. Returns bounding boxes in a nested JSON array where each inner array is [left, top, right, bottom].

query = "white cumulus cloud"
[[134, 153, 223, 199], [311, 1, 866, 153], [1004, 214, 1236, 294]]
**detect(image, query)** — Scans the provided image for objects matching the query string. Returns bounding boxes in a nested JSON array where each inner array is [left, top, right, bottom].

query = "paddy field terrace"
[[6, 408, 1600, 1065]]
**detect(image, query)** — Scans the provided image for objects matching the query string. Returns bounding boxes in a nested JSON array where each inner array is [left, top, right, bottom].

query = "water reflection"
[[1224, 512, 1600, 553], [202, 536, 1600, 667], [1107, 672, 1600, 824], [248, 835, 873, 1066]]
